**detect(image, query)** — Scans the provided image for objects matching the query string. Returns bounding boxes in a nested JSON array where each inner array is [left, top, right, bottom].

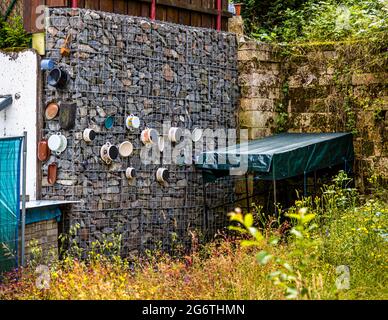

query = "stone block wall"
[[237, 38, 283, 140], [233, 17, 387, 191], [286, 45, 388, 189], [40, 8, 239, 255], [232, 35, 284, 202], [19, 219, 59, 263]]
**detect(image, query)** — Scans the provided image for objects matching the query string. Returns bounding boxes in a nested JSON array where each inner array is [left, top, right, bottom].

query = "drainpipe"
[[150, 0, 156, 20], [71, 0, 78, 8], [216, 0, 222, 31]]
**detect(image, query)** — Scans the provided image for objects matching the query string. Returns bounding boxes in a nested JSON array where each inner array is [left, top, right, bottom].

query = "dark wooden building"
[[23, 0, 232, 33]]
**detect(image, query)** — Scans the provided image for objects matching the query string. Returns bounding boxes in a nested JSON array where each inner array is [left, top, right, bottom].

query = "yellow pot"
[[32, 32, 45, 56]]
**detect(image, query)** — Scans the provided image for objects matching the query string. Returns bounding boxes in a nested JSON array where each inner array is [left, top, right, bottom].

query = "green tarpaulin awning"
[[195, 133, 354, 181]]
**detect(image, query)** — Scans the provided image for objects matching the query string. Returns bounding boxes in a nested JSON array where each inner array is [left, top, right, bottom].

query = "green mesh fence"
[[0, 136, 22, 273]]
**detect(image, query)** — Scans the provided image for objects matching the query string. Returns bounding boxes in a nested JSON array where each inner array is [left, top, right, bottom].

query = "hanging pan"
[[48, 162, 58, 185], [45, 101, 59, 120], [48, 67, 69, 89], [38, 139, 51, 162]]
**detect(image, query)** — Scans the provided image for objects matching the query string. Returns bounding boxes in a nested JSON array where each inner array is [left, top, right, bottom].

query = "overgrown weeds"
[[0, 172, 386, 300]]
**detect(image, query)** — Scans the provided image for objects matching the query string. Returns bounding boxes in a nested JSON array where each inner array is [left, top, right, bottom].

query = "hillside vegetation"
[[239, 0, 387, 43]]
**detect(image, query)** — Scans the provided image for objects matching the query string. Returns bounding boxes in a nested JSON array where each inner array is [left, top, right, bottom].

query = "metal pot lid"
[[105, 116, 115, 129], [192, 128, 203, 142], [45, 102, 59, 120], [158, 136, 165, 152]]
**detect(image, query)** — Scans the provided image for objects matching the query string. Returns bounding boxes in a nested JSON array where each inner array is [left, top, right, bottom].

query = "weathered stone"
[[162, 64, 176, 82], [43, 8, 239, 256]]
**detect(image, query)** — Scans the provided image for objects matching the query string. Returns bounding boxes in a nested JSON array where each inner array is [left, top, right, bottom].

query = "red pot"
[[235, 3, 243, 16]]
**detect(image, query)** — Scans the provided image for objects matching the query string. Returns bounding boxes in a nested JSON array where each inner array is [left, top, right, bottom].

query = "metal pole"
[[151, 0, 156, 20], [21, 131, 27, 267], [273, 162, 277, 217], [273, 179, 277, 217], [245, 174, 250, 212], [202, 173, 208, 237], [216, 0, 222, 31]]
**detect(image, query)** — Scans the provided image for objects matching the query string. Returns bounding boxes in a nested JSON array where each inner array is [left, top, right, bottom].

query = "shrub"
[[239, 0, 388, 43], [0, 16, 31, 50], [228, 171, 388, 299]]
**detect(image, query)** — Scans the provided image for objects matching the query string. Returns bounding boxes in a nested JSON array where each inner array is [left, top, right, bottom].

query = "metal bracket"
[[0, 94, 13, 112]]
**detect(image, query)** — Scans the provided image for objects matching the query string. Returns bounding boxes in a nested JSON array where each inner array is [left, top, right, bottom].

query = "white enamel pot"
[[48, 132, 67, 155], [119, 141, 134, 157], [168, 127, 183, 143], [141, 128, 158, 145], [126, 115, 140, 130], [156, 168, 169, 183], [125, 167, 136, 179], [83, 128, 96, 143], [100, 142, 119, 164]]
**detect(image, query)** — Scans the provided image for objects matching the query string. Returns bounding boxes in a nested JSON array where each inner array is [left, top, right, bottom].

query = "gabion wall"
[[42, 8, 239, 255]]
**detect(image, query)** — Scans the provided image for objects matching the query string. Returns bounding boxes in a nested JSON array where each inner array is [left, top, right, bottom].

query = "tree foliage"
[[239, 0, 388, 43], [0, 16, 30, 50]]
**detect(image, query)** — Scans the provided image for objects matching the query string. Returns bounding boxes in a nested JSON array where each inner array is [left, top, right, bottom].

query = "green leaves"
[[245, 0, 388, 43], [256, 251, 273, 265], [0, 16, 31, 50], [228, 210, 264, 246], [290, 228, 303, 239], [244, 213, 254, 228]]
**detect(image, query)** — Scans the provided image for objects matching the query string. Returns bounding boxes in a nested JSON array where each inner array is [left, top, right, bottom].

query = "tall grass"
[[0, 172, 386, 300]]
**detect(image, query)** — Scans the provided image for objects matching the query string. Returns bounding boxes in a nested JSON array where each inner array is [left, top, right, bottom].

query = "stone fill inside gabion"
[[42, 8, 239, 256]]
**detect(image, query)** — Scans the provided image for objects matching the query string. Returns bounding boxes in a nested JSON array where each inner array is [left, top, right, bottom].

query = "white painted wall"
[[0, 50, 38, 201]]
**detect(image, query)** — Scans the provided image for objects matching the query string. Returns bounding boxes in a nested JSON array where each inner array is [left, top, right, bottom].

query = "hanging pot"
[[100, 142, 119, 164], [234, 3, 243, 16], [156, 168, 169, 184], [38, 139, 50, 162], [141, 128, 158, 145], [168, 127, 183, 143], [125, 167, 136, 179], [119, 141, 133, 157], [41, 59, 55, 71], [48, 162, 58, 185], [48, 133, 67, 155], [45, 101, 59, 120], [48, 67, 69, 89], [83, 128, 96, 143], [59, 102, 77, 130], [126, 115, 141, 130]]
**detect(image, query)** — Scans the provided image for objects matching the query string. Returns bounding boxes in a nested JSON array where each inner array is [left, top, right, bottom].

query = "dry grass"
[[0, 240, 286, 300]]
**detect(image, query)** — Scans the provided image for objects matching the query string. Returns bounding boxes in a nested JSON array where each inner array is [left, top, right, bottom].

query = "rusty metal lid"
[[45, 102, 59, 120]]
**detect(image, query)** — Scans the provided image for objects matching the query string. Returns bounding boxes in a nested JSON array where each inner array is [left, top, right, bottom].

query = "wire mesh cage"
[[42, 8, 239, 257]]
